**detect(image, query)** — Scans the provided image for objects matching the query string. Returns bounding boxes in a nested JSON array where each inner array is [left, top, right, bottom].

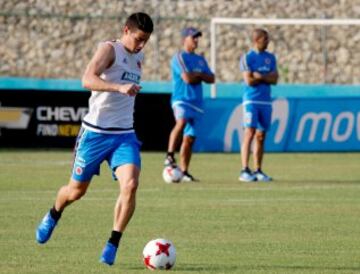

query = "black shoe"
[[164, 155, 176, 167], [181, 172, 199, 182]]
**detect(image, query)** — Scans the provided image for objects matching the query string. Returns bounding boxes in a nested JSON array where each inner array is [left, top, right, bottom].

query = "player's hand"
[[252, 72, 263, 79], [118, 83, 141, 96]]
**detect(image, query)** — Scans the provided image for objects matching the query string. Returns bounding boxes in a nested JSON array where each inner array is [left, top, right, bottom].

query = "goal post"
[[210, 18, 360, 98]]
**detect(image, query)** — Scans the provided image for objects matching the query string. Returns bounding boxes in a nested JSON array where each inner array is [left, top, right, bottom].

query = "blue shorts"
[[243, 103, 272, 131], [71, 128, 142, 182], [172, 103, 202, 137]]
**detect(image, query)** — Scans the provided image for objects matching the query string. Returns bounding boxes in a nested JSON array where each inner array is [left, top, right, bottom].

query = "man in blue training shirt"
[[239, 28, 279, 182], [165, 27, 215, 182]]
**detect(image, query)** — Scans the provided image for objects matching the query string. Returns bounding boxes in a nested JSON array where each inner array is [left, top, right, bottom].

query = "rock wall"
[[1, 0, 359, 83]]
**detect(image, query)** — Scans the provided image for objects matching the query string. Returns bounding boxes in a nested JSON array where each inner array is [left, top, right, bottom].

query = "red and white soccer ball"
[[162, 166, 183, 183], [143, 238, 176, 270]]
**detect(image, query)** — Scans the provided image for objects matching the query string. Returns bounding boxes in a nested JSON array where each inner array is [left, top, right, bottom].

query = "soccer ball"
[[143, 238, 176, 270], [162, 166, 183, 183]]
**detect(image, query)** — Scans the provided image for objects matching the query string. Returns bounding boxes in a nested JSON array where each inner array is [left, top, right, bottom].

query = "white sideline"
[[0, 196, 358, 203]]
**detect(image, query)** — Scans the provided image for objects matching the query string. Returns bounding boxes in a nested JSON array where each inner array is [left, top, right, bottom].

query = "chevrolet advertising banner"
[[0, 90, 89, 147], [0, 89, 173, 150]]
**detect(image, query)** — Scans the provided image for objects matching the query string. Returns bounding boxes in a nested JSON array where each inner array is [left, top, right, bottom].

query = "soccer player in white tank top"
[[36, 12, 153, 266]]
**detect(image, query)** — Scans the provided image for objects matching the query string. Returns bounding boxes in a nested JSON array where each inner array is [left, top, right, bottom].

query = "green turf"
[[0, 150, 359, 274]]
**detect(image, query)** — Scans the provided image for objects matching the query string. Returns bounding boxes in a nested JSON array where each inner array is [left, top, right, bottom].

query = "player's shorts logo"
[[75, 166, 83, 175], [244, 112, 253, 124]]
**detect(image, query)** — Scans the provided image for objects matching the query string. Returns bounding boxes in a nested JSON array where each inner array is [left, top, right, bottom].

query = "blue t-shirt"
[[171, 51, 213, 111], [239, 49, 277, 104]]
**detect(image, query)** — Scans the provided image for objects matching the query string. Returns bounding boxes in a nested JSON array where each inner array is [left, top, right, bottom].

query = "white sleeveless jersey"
[[82, 40, 144, 134]]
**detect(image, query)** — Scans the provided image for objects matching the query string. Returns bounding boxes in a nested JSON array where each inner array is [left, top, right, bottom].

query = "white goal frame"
[[210, 18, 360, 98]]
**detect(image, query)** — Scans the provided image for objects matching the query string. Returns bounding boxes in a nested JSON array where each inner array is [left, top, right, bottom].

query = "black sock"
[[242, 167, 251, 172], [49, 206, 62, 221], [166, 152, 174, 158], [108, 231, 122, 247]]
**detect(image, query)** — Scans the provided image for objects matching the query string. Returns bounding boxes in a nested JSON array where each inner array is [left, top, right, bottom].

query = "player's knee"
[[183, 135, 195, 146], [68, 186, 87, 201], [122, 178, 138, 195], [174, 119, 186, 130], [255, 132, 266, 142], [244, 128, 256, 139]]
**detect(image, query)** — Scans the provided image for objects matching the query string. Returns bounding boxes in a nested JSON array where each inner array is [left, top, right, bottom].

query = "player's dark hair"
[[125, 12, 154, 33], [253, 28, 268, 40]]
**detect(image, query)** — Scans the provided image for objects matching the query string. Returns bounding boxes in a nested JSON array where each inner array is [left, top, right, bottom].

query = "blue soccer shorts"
[[243, 103, 272, 132], [71, 128, 142, 182], [172, 103, 202, 137]]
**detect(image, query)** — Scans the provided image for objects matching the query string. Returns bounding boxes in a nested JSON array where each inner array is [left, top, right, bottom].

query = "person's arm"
[[171, 52, 200, 85], [192, 57, 215, 84], [253, 71, 279, 85], [240, 54, 261, 86], [252, 55, 279, 85], [181, 72, 203, 84], [193, 72, 215, 84], [242, 71, 263, 86], [82, 42, 141, 96]]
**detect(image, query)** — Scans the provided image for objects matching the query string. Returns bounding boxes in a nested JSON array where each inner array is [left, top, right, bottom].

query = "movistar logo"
[[121, 72, 140, 84]]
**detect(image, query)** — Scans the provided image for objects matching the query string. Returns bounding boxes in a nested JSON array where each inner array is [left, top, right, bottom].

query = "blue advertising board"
[[194, 97, 360, 152]]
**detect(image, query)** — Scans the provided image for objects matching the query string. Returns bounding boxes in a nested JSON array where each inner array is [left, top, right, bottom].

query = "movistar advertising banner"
[[194, 97, 360, 152]]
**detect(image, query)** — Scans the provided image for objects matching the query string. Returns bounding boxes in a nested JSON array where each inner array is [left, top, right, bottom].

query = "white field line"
[[0, 188, 161, 194], [188, 185, 360, 191], [0, 196, 358, 203], [1, 184, 360, 196], [224, 197, 358, 203], [0, 160, 71, 166], [1, 185, 359, 203]]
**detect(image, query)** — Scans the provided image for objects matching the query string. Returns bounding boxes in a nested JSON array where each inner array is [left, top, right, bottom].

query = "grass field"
[[0, 150, 359, 274]]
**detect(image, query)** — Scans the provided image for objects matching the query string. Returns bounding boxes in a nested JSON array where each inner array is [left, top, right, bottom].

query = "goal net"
[[210, 18, 360, 97]]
